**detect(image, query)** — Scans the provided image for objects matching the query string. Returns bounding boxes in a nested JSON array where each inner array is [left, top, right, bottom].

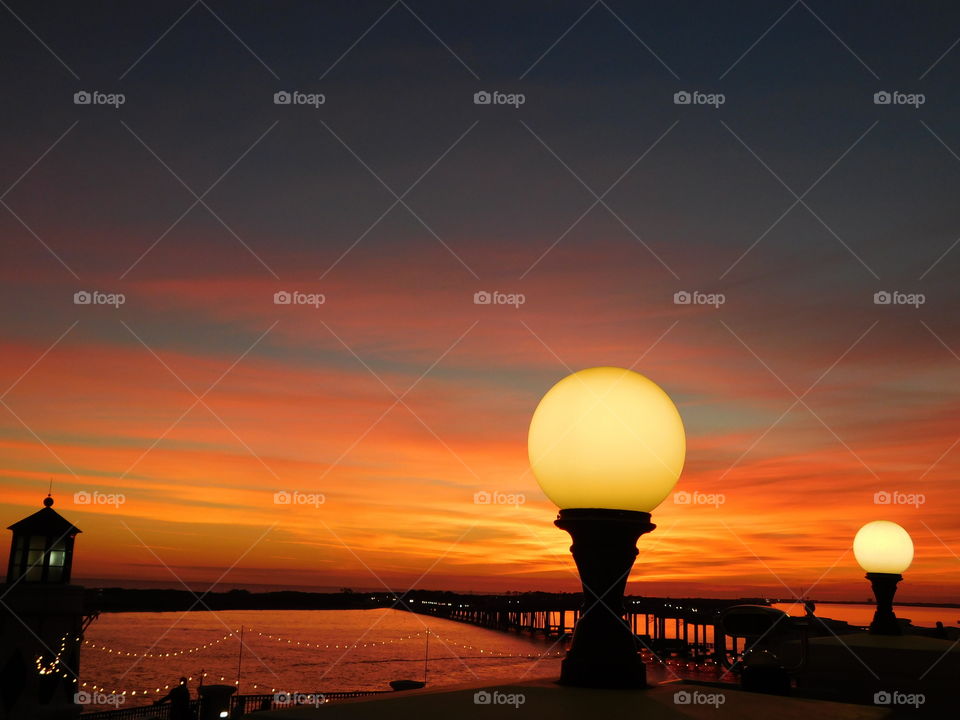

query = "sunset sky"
[[2, 1, 960, 602]]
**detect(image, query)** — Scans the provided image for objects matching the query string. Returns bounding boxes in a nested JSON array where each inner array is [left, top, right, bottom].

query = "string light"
[[78, 673, 209, 698], [424, 631, 565, 658], [80, 627, 565, 660], [74, 626, 565, 697], [82, 633, 235, 658], [250, 628, 426, 650], [35, 633, 80, 676], [248, 628, 565, 658]]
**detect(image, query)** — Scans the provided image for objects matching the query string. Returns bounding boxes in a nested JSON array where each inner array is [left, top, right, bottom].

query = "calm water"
[[80, 608, 692, 708], [81, 609, 569, 706]]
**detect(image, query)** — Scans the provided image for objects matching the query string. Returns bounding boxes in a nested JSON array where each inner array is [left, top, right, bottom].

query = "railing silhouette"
[[80, 701, 196, 719], [80, 690, 394, 718], [231, 690, 391, 714]]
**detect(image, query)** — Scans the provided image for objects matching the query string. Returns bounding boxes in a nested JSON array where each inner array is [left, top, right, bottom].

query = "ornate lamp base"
[[866, 572, 903, 635], [555, 508, 655, 689]]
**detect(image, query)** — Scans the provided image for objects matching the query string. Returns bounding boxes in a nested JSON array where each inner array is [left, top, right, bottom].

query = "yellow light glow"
[[528, 367, 685, 512], [853, 520, 914, 574]]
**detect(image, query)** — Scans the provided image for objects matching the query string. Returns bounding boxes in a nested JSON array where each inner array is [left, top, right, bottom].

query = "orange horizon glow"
[[2, 261, 959, 604]]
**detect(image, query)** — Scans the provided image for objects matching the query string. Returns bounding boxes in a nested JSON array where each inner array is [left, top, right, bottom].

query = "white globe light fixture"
[[854, 520, 913, 635], [528, 367, 686, 688], [529, 366, 686, 512]]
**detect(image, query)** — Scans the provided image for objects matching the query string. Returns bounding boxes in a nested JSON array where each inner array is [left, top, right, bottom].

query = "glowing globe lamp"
[[854, 520, 913, 574], [529, 366, 686, 512], [854, 521, 914, 635], [528, 367, 686, 688]]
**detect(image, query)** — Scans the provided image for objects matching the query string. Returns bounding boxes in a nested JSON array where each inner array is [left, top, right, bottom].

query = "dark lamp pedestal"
[[866, 572, 903, 635], [555, 508, 655, 689]]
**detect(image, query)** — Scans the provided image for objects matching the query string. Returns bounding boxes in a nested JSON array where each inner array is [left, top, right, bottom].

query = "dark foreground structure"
[[1, 497, 94, 720]]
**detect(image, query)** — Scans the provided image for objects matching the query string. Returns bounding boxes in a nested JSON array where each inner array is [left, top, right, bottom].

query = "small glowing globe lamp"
[[853, 521, 914, 635], [528, 367, 685, 688]]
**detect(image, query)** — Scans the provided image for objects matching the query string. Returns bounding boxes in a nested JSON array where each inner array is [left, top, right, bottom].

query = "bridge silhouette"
[[400, 591, 773, 663]]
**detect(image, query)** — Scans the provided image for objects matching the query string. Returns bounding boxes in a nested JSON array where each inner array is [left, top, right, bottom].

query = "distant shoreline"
[[84, 587, 387, 613], [80, 588, 960, 614], [779, 600, 960, 610], [83, 588, 769, 613]]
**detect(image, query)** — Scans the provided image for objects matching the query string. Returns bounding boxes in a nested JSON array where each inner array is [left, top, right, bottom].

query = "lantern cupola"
[[6, 496, 81, 584]]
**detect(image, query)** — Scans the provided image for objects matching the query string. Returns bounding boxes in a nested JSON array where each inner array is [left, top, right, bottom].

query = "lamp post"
[[528, 367, 685, 688], [853, 520, 914, 636]]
